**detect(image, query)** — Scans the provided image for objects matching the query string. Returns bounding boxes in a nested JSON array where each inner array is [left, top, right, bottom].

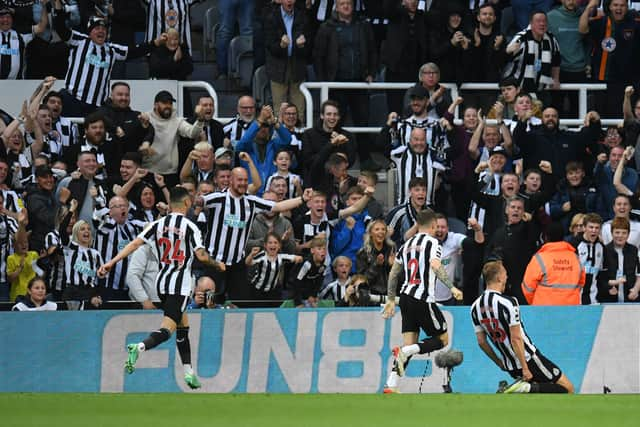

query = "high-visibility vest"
[[521, 241, 586, 305]]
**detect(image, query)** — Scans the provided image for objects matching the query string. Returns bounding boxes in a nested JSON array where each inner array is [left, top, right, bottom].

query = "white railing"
[[299, 81, 615, 131]]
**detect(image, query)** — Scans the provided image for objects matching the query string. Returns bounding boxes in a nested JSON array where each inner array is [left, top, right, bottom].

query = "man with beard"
[[513, 107, 602, 179], [486, 196, 540, 305], [63, 112, 118, 180], [188, 96, 225, 149], [97, 82, 155, 156], [223, 95, 256, 146], [139, 90, 205, 187]]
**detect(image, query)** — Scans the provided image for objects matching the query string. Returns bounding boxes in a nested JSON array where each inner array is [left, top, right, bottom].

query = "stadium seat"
[[228, 35, 253, 80], [252, 65, 272, 106], [447, 217, 467, 235], [202, 5, 219, 63], [125, 60, 149, 79]]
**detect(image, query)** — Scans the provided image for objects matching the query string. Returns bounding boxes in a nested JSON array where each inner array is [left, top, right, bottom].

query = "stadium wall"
[[0, 306, 638, 394]]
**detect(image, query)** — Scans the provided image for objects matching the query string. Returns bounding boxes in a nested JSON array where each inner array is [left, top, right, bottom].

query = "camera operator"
[[188, 276, 219, 309], [339, 274, 398, 307]]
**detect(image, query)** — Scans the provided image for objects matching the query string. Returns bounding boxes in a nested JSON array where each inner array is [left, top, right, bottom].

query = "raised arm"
[[614, 147, 635, 196], [623, 86, 636, 122], [33, 0, 50, 36], [579, 0, 599, 34], [241, 152, 263, 195], [468, 110, 484, 160], [337, 186, 374, 219]]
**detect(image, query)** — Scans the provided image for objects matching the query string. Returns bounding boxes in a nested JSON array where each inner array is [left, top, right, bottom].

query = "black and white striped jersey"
[[223, 116, 252, 145], [390, 146, 444, 206], [54, 117, 80, 149], [0, 214, 19, 283], [396, 232, 441, 302], [64, 241, 105, 288], [140, 212, 204, 296], [319, 277, 350, 301], [0, 29, 33, 79], [201, 191, 275, 265], [469, 171, 502, 230], [1, 189, 23, 213], [265, 172, 301, 200], [44, 230, 66, 292], [470, 290, 538, 372], [144, 0, 200, 52], [248, 251, 298, 292], [63, 31, 128, 106], [574, 238, 605, 305], [93, 209, 145, 291]]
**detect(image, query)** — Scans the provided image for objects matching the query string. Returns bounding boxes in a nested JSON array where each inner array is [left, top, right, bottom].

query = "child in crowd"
[[246, 232, 302, 301], [357, 170, 384, 219], [289, 236, 327, 308], [599, 217, 640, 303], [265, 149, 302, 200], [11, 276, 57, 311], [319, 256, 352, 302], [7, 231, 40, 302]]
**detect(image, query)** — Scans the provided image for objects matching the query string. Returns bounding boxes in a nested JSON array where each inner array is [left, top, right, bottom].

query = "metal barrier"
[[299, 81, 615, 131]]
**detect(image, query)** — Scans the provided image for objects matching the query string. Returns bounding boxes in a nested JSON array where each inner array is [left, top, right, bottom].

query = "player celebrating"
[[381, 209, 463, 393], [98, 187, 225, 389], [470, 261, 574, 393]]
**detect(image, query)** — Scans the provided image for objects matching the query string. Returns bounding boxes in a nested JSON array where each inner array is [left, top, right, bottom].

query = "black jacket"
[[96, 100, 155, 155], [264, 5, 310, 83], [599, 242, 640, 303], [381, 1, 428, 73], [149, 44, 194, 80], [313, 14, 378, 81], [25, 187, 58, 252], [356, 242, 396, 296], [301, 121, 356, 180]]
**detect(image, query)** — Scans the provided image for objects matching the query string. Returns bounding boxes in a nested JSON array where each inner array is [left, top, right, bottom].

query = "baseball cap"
[[87, 16, 107, 32], [154, 90, 176, 103], [35, 165, 53, 178], [408, 85, 429, 99], [214, 147, 233, 159], [489, 146, 507, 158]]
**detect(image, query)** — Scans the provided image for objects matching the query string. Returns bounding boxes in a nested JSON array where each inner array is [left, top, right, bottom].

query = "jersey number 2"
[[159, 238, 185, 265], [407, 258, 421, 285]]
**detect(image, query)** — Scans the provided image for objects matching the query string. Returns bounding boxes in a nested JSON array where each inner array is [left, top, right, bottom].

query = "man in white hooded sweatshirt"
[[139, 90, 206, 186]]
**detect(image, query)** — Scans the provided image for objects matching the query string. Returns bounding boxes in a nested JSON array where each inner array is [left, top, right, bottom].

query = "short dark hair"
[[565, 161, 584, 173], [121, 152, 142, 165], [84, 112, 105, 127], [477, 3, 496, 15], [523, 168, 542, 180], [214, 164, 231, 176], [545, 222, 565, 243], [529, 10, 547, 22], [408, 177, 427, 189], [321, 99, 340, 115], [43, 91, 63, 105], [415, 208, 436, 227], [111, 81, 130, 91], [264, 231, 282, 246], [170, 186, 190, 204], [346, 186, 364, 199], [583, 213, 603, 226], [499, 77, 518, 88]]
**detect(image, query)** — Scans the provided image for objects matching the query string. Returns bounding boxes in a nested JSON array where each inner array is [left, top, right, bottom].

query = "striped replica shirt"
[[396, 232, 441, 302], [202, 191, 275, 265], [223, 116, 252, 146], [574, 238, 604, 305], [0, 29, 33, 79], [144, 0, 200, 53], [248, 251, 298, 292], [93, 209, 145, 291], [63, 31, 128, 106], [0, 214, 18, 283], [319, 277, 350, 302], [470, 290, 538, 372], [64, 241, 105, 288], [54, 117, 80, 150], [140, 212, 204, 296], [44, 230, 66, 292], [390, 145, 444, 205], [469, 171, 502, 230], [1, 189, 23, 214], [265, 172, 301, 200]]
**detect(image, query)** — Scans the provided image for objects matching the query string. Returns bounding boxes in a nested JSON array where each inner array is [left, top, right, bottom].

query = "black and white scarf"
[[503, 28, 559, 92]]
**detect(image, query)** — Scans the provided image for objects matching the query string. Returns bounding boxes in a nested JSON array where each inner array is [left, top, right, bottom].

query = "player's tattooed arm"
[[430, 258, 463, 300], [387, 262, 401, 300]]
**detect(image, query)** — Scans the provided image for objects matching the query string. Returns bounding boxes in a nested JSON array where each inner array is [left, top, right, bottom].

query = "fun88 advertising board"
[[0, 306, 638, 393]]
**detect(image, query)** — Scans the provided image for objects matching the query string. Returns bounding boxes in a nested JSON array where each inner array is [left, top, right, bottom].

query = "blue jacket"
[[330, 211, 370, 272], [236, 121, 292, 195], [594, 162, 638, 220]]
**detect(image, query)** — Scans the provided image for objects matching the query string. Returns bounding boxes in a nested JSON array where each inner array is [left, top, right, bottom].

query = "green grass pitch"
[[1, 393, 638, 427]]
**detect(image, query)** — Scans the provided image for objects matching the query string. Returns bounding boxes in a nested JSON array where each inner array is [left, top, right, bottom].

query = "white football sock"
[[402, 344, 420, 357]]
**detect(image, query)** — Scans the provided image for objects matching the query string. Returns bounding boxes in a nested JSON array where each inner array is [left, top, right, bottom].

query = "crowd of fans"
[[1, 0, 640, 312]]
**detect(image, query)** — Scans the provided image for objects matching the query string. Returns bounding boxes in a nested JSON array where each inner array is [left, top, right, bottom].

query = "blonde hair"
[[332, 255, 352, 269], [194, 141, 213, 152], [569, 213, 586, 232], [363, 219, 395, 255], [72, 220, 93, 246]]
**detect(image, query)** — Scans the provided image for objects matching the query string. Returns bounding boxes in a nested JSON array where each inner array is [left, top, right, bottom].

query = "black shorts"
[[399, 294, 447, 336], [509, 351, 563, 383], [158, 294, 189, 324]]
